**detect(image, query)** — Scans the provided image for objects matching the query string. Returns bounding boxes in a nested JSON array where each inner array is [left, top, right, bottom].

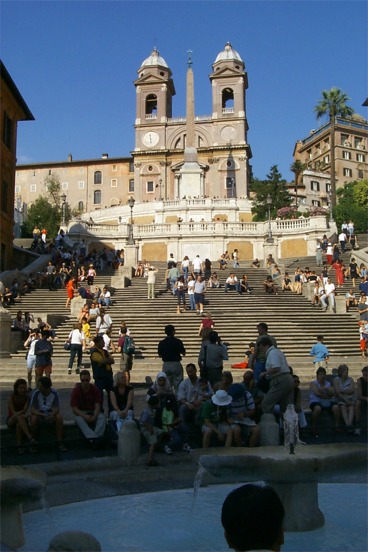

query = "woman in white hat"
[[200, 389, 235, 448]]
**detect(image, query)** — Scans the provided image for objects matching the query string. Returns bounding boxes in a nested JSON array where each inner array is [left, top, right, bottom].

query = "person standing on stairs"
[[158, 325, 186, 391], [67, 322, 86, 375]]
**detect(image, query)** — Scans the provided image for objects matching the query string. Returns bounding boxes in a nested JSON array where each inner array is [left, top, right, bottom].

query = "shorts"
[[35, 364, 52, 376], [27, 353, 37, 371], [194, 293, 204, 305], [140, 426, 163, 445], [202, 422, 231, 434], [120, 353, 133, 371]]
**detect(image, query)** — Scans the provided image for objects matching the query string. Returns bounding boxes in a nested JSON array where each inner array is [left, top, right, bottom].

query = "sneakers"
[[75, 367, 80, 374], [182, 443, 191, 452], [67, 368, 72, 375], [164, 445, 173, 455]]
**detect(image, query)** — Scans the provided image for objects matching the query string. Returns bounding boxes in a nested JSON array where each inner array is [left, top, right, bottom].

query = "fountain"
[[0, 466, 47, 550], [195, 443, 367, 532]]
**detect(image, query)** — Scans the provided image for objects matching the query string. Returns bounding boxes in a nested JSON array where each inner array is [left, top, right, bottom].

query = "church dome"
[[214, 42, 243, 63], [141, 47, 169, 68]]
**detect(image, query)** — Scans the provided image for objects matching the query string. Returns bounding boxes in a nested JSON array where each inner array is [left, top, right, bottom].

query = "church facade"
[[15, 43, 252, 216]]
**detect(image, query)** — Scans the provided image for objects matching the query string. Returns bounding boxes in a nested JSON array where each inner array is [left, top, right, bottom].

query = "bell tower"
[[210, 42, 249, 146], [134, 48, 175, 151]]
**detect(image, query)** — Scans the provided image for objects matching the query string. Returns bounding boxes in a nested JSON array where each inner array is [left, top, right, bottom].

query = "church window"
[[222, 88, 234, 110], [145, 94, 157, 117], [129, 179, 134, 193], [357, 169, 364, 179], [94, 171, 102, 184], [78, 201, 84, 211], [94, 190, 101, 204], [148, 165, 153, 172], [129, 160, 134, 172], [147, 181, 154, 193]]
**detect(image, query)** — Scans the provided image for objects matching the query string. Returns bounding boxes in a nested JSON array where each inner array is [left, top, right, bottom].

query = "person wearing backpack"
[[117, 326, 135, 383]]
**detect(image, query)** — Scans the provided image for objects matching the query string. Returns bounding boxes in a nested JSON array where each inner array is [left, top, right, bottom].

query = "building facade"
[[291, 117, 368, 209], [1, 61, 34, 271], [15, 43, 252, 219]]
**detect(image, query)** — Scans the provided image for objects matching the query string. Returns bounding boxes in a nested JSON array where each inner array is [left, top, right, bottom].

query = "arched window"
[[78, 201, 84, 211], [222, 88, 234, 109], [94, 171, 102, 184], [145, 94, 157, 116], [94, 190, 101, 204]]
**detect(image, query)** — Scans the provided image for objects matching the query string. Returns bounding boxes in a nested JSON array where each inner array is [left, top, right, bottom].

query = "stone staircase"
[[3, 257, 365, 389]]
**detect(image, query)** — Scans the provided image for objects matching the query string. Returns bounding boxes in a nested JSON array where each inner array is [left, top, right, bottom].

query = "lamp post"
[[127, 196, 135, 244], [328, 188, 334, 224], [266, 194, 273, 242], [61, 193, 67, 225]]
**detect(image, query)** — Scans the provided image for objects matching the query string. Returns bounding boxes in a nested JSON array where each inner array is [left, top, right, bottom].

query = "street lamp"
[[61, 193, 67, 225], [127, 196, 135, 244], [328, 188, 334, 224], [266, 194, 273, 242]]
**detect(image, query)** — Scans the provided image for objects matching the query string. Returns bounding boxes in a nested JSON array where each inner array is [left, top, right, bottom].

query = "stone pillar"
[[118, 420, 141, 467], [124, 244, 138, 268], [70, 296, 85, 319], [259, 413, 280, 446], [263, 242, 278, 266], [0, 308, 12, 358]]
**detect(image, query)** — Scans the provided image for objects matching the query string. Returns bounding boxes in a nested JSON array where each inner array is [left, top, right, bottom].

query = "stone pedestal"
[[118, 420, 141, 467], [259, 413, 280, 446], [70, 296, 85, 319], [263, 241, 278, 266], [124, 244, 138, 269], [335, 295, 347, 314], [0, 307, 12, 358]]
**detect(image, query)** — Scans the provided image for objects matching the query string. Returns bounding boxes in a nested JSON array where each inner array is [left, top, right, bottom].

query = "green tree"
[[314, 88, 354, 209], [250, 165, 291, 221], [290, 160, 306, 207], [21, 175, 71, 238], [334, 179, 368, 233]]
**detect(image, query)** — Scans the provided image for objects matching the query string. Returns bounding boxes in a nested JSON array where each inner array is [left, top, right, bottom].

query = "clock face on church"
[[142, 131, 159, 147]]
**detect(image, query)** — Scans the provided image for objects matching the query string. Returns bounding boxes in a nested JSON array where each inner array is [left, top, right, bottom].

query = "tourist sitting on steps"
[[30, 376, 67, 452], [309, 367, 340, 437], [109, 371, 134, 439], [200, 389, 236, 448], [224, 273, 240, 293], [7, 378, 35, 454], [70, 369, 106, 445]]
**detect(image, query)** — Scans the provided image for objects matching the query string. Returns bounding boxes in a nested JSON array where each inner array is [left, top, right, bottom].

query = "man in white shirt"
[[258, 336, 294, 415], [338, 231, 347, 253], [192, 255, 202, 276], [320, 279, 336, 311], [177, 363, 203, 429], [225, 273, 240, 293]]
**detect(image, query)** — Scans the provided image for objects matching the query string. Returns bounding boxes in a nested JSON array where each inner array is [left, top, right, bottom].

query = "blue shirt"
[[310, 342, 329, 362]]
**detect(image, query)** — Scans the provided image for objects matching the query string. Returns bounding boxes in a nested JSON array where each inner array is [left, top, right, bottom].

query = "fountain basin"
[[195, 444, 367, 532]]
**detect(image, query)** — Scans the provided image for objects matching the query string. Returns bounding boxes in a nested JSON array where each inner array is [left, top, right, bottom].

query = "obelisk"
[[179, 50, 202, 198]]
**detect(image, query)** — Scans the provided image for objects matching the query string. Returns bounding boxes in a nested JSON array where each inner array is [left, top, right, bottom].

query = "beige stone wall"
[[227, 241, 254, 261], [239, 213, 253, 222], [281, 238, 307, 258], [141, 241, 167, 261], [135, 215, 155, 224]]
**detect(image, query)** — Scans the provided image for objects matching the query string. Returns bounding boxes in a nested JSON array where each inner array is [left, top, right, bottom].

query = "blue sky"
[[1, 0, 367, 181]]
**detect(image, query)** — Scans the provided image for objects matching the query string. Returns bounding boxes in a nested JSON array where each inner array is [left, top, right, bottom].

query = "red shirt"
[[70, 383, 102, 411]]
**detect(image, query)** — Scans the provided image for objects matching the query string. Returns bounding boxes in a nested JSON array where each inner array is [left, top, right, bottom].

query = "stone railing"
[[73, 216, 328, 240]]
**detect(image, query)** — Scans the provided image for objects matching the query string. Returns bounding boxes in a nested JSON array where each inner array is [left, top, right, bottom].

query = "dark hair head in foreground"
[[221, 483, 285, 551]]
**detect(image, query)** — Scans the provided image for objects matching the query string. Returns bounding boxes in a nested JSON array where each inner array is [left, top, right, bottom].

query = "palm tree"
[[314, 88, 354, 209], [290, 160, 306, 207]]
